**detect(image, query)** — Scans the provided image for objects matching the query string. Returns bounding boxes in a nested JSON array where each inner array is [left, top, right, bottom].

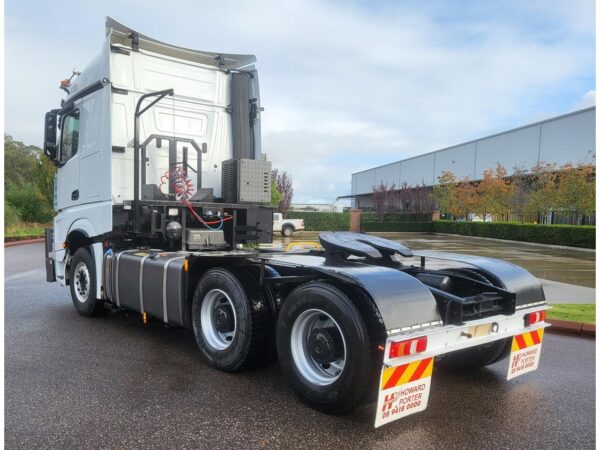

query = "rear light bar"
[[524, 310, 546, 327], [389, 336, 427, 359]]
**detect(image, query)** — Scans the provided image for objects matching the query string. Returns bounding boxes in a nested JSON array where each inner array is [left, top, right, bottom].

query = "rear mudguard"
[[265, 254, 442, 332], [413, 250, 545, 308], [266, 248, 545, 333]]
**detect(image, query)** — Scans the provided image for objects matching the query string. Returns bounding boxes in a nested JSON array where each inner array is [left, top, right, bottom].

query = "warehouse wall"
[[351, 107, 596, 201]]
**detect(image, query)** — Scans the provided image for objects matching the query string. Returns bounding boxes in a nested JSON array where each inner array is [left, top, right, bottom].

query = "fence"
[[491, 211, 595, 226]]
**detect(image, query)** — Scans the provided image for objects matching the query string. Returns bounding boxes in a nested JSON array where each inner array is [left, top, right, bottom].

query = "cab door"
[[55, 109, 81, 211]]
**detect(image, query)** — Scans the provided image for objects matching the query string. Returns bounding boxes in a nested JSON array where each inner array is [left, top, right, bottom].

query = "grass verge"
[[547, 304, 595, 324], [5, 223, 49, 241]]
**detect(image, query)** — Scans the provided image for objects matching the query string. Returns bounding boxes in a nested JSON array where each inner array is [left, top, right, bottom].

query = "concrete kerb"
[[4, 238, 45, 247], [547, 319, 595, 338]]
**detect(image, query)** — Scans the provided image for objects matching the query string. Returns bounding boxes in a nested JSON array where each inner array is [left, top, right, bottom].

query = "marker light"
[[389, 336, 427, 359], [524, 310, 546, 327]]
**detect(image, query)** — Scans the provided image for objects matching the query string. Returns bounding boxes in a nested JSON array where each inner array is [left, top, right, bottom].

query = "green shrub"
[[362, 212, 432, 223], [284, 212, 594, 248], [5, 183, 54, 223], [287, 212, 350, 231], [4, 201, 21, 227], [363, 221, 434, 232], [286, 211, 434, 232], [433, 221, 595, 249]]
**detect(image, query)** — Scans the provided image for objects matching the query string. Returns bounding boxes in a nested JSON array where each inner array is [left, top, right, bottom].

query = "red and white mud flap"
[[507, 328, 544, 380], [374, 357, 434, 428]]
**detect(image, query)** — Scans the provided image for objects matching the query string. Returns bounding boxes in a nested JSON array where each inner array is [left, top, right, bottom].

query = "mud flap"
[[374, 357, 434, 427], [507, 329, 544, 380]]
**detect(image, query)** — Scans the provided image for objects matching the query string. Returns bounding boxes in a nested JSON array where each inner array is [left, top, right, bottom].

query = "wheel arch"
[[65, 220, 103, 298]]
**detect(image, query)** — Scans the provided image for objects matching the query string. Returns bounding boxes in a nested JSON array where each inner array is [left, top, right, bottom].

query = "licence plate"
[[374, 357, 434, 428], [507, 328, 544, 380]]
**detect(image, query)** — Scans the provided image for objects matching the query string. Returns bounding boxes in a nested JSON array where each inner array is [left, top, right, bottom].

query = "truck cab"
[[44, 17, 273, 295]]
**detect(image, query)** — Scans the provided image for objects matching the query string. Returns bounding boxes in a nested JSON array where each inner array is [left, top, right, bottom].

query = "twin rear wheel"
[[191, 268, 272, 372], [193, 272, 379, 413], [276, 282, 379, 413]]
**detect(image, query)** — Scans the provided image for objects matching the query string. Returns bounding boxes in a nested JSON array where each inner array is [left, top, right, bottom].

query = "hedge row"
[[432, 221, 596, 249], [286, 211, 432, 232], [285, 211, 595, 248], [287, 212, 350, 231]]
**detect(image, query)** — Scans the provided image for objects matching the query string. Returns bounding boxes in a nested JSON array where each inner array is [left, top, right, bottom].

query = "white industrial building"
[[349, 107, 596, 209]]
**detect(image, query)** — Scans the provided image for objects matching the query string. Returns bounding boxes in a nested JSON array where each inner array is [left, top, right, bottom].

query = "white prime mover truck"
[[43, 18, 549, 427]]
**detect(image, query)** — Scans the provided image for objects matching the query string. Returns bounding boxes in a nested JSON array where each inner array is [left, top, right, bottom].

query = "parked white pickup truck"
[[273, 213, 305, 236]]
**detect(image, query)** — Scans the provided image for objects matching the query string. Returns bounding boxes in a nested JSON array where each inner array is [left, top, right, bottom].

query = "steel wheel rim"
[[73, 261, 90, 303], [200, 289, 237, 350], [290, 309, 347, 386]]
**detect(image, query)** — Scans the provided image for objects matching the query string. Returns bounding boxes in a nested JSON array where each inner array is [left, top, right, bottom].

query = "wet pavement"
[[4, 243, 596, 449], [275, 232, 596, 289]]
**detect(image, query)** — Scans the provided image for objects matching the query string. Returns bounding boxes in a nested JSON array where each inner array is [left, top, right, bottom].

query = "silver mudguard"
[[265, 254, 442, 332], [413, 250, 546, 307]]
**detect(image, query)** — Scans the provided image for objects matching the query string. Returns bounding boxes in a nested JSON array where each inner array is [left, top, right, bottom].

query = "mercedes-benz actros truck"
[[43, 17, 549, 427]]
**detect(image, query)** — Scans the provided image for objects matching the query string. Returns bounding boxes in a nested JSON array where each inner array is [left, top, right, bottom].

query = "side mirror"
[[44, 112, 58, 160]]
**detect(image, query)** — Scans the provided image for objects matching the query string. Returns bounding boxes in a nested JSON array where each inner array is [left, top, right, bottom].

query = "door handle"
[[71, 190, 79, 201]]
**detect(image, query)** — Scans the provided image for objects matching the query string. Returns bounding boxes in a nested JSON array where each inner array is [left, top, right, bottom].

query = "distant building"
[[290, 203, 345, 213], [347, 107, 595, 209]]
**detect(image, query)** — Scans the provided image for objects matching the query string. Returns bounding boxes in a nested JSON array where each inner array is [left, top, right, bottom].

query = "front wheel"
[[276, 282, 375, 413], [69, 247, 104, 317]]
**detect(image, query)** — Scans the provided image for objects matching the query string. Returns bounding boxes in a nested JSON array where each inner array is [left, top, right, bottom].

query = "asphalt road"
[[5, 243, 596, 449]]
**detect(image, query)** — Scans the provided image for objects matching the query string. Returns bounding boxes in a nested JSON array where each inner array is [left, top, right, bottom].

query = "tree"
[[525, 163, 559, 219], [433, 171, 457, 217], [4, 135, 40, 188], [4, 134, 56, 224], [508, 166, 531, 223], [271, 176, 282, 209], [556, 162, 595, 216], [475, 163, 512, 216], [272, 169, 294, 217], [372, 182, 388, 219], [452, 177, 477, 218], [397, 182, 435, 213]]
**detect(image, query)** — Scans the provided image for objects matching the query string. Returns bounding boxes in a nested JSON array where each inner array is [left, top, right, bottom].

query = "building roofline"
[[351, 106, 596, 176]]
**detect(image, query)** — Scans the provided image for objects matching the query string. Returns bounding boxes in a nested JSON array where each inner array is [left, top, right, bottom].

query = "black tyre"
[[69, 247, 105, 317], [192, 268, 272, 372], [435, 338, 510, 371], [276, 282, 375, 413], [281, 225, 294, 237]]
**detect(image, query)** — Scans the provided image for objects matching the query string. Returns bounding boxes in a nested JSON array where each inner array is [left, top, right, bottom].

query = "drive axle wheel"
[[192, 268, 271, 372], [291, 309, 347, 385], [69, 247, 105, 317], [277, 282, 374, 413]]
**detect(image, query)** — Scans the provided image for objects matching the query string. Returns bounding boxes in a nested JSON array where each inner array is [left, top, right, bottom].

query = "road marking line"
[[5, 269, 41, 282]]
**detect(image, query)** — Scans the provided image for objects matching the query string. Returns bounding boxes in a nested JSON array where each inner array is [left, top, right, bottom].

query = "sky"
[[5, 0, 596, 203]]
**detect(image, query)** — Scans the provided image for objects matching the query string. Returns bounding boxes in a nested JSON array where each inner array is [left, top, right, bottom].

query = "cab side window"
[[60, 112, 80, 164]]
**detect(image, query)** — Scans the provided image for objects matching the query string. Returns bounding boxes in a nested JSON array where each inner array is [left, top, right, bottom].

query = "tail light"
[[524, 310, 546, 326], [389, 336, 427, 359], [301, 220, 304, 227]]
